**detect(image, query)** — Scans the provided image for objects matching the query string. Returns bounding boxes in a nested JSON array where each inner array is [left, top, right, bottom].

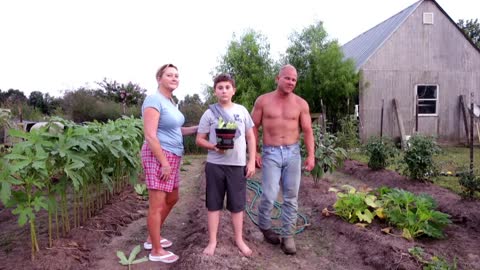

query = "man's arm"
[[245, 128, 256, 178], [299, 100, 315, 171], [251, 96, 264, 167]]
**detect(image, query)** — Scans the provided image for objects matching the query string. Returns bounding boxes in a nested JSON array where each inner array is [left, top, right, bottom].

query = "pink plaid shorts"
[[141, 143, 181, 192]]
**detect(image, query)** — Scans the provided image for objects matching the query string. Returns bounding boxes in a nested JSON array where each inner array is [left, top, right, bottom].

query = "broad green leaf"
[[8, 159, 32, 172], [364, 195, 378, 208], [32, 196, 48, 212], [356, 209, 373, 223], [375, 208, 386, 219], [3, 153, 28, 160], [12, 206, 33, 226], [128, 245, 141, 262], [402, 228, 413, 240], [341, 185, 356, 194], [131, 256, 149, 264], [328, 187, 339, 193], [116, 251, 129, 265], [0, 182, 12, 205]]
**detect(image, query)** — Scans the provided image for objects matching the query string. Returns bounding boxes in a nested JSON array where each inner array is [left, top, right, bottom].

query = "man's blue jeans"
[[258, 143, 301, 237]]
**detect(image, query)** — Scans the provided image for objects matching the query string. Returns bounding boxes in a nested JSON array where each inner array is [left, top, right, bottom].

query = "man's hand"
[[255, 153, 262, 168], [303, 156, 315, 172]]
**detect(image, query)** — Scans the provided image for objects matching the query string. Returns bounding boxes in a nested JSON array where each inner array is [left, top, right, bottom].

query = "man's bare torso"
[[260, 92, 302, 146]]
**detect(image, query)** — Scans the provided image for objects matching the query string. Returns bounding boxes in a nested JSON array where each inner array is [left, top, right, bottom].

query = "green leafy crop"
[[217, 117, 237, 129], [329, 185, 380, 224], [380, 189, 451, 240]]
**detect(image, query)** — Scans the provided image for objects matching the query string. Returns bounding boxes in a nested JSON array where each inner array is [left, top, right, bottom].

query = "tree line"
[[1, 19, 478, 130]]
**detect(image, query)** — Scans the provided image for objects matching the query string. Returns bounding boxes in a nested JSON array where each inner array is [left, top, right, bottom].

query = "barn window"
[[423, 12, 434, 24], [416, 85, 438, 115]]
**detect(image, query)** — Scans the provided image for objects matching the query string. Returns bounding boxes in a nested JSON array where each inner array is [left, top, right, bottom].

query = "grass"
[[348, 146, 480, 197]]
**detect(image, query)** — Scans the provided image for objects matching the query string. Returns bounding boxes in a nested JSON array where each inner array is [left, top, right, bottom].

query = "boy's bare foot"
[[235, 239, 252, 256], [202, 242, 217, 256]]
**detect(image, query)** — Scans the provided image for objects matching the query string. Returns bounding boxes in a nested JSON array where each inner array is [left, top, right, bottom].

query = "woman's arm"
[[181, 126, 198, 136]]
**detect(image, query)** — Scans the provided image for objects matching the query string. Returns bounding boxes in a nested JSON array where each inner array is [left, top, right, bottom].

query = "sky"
[[0, 0, 478, 101]]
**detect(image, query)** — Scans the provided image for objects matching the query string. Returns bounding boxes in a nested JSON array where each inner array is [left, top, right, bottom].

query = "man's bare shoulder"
[[293, 94, 309, 107], [254, 92, 275, 106]]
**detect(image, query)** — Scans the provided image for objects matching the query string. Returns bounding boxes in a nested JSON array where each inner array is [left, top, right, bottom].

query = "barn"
[[342, 0, 480, 144]]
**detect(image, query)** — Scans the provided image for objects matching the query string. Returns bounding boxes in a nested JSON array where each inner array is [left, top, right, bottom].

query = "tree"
[[0, 89, 27, 105], [457, 19, 480, 49], [284, 21, 358, 131], [0, 89, 28, 121], [215, 29, 276, 111], [178, 94, 207, 125], [28, 91, 46, 112], [97, 78, 147, 107]]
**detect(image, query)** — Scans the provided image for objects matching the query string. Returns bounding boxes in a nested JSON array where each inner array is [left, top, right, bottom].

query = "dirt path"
[[93, 155, 361, 270]]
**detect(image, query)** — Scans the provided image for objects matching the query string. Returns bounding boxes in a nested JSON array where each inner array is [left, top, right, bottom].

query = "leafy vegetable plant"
[[134, 184, 148, 200], [409, 246, 457, 270], [403, 134, 441, 181], [329, 185, 381, 224], [380, 188, 451, 240], [364, 136, 397, 170], [458, 171, 480, 198], [308, 125, 347, 185]]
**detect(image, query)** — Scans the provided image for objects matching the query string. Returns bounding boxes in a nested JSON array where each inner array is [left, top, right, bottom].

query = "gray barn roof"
[[342, 0, 422, 71]]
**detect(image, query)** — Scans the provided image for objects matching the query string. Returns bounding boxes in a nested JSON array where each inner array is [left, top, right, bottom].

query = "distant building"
[[342, 0, 480, 144]]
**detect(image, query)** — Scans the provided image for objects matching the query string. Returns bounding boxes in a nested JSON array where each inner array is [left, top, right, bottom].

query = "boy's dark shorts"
[[205, 162, 246, 213]]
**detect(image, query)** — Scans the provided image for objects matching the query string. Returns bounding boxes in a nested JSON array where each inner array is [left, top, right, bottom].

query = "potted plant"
[[215, 117, 237, 149]]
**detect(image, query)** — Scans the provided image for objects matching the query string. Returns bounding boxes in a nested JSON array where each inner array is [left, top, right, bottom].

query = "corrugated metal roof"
[[342, 0, 423, 71]]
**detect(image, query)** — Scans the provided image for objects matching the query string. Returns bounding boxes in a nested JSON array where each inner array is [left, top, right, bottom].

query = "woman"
[[141, 63, 197, 263]]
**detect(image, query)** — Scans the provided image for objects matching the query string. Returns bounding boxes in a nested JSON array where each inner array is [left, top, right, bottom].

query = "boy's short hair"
[[213, 73, 235, 89]]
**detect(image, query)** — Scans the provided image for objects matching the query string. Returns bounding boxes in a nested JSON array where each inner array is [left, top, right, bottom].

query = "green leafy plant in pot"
[[215, 117, 237, 149]]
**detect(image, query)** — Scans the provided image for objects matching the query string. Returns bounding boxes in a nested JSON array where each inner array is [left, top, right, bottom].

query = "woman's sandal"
[[148, 251, 179, 263], [143, 238, 173, 250]]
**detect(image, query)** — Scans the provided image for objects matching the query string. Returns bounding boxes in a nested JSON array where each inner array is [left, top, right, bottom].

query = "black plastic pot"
[[215, 128, 236, 149]]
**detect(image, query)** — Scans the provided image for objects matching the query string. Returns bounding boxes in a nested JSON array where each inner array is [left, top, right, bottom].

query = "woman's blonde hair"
[[156, 63, 177, 79]]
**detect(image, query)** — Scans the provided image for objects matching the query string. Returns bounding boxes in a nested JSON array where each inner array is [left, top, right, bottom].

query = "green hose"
[[245, 179, 309, 235]]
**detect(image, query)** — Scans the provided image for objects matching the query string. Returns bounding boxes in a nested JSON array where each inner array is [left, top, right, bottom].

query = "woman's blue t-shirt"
[[142, 92, 185, 156]]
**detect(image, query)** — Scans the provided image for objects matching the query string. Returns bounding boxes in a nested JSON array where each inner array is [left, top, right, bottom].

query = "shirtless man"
[[251, 64, 315, 255]]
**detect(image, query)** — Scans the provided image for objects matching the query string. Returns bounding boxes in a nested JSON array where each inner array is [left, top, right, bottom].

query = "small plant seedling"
[[117, 245, 148, 270], [133, 184, 148, 200], [182, 158, 192, 165]]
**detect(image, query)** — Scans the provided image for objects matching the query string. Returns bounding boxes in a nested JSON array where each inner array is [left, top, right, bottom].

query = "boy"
[[196, 73, 256, 256]]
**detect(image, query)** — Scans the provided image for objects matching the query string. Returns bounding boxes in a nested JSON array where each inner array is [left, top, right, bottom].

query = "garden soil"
[[1, 157, 479, 270]]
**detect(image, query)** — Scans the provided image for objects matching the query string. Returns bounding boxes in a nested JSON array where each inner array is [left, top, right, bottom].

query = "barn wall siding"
[[358, 1, 480, 143]]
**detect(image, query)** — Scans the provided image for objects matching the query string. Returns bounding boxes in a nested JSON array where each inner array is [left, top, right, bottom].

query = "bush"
[[336, 116, 360, 150], [364, 136, 397, 170], [458, 172, 480, 198], [403, 134, 441, 181]]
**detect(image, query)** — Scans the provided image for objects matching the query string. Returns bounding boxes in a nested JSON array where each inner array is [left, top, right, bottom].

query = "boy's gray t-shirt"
[[197, 103, 254, 166]]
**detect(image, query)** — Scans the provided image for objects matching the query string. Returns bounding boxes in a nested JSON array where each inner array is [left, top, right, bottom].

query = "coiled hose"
[[245, 179, 309, 235]]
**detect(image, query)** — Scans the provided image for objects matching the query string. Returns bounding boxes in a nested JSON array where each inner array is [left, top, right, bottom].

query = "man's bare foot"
[[202, 242, 217, 256], [236, 239, 252, 256]]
